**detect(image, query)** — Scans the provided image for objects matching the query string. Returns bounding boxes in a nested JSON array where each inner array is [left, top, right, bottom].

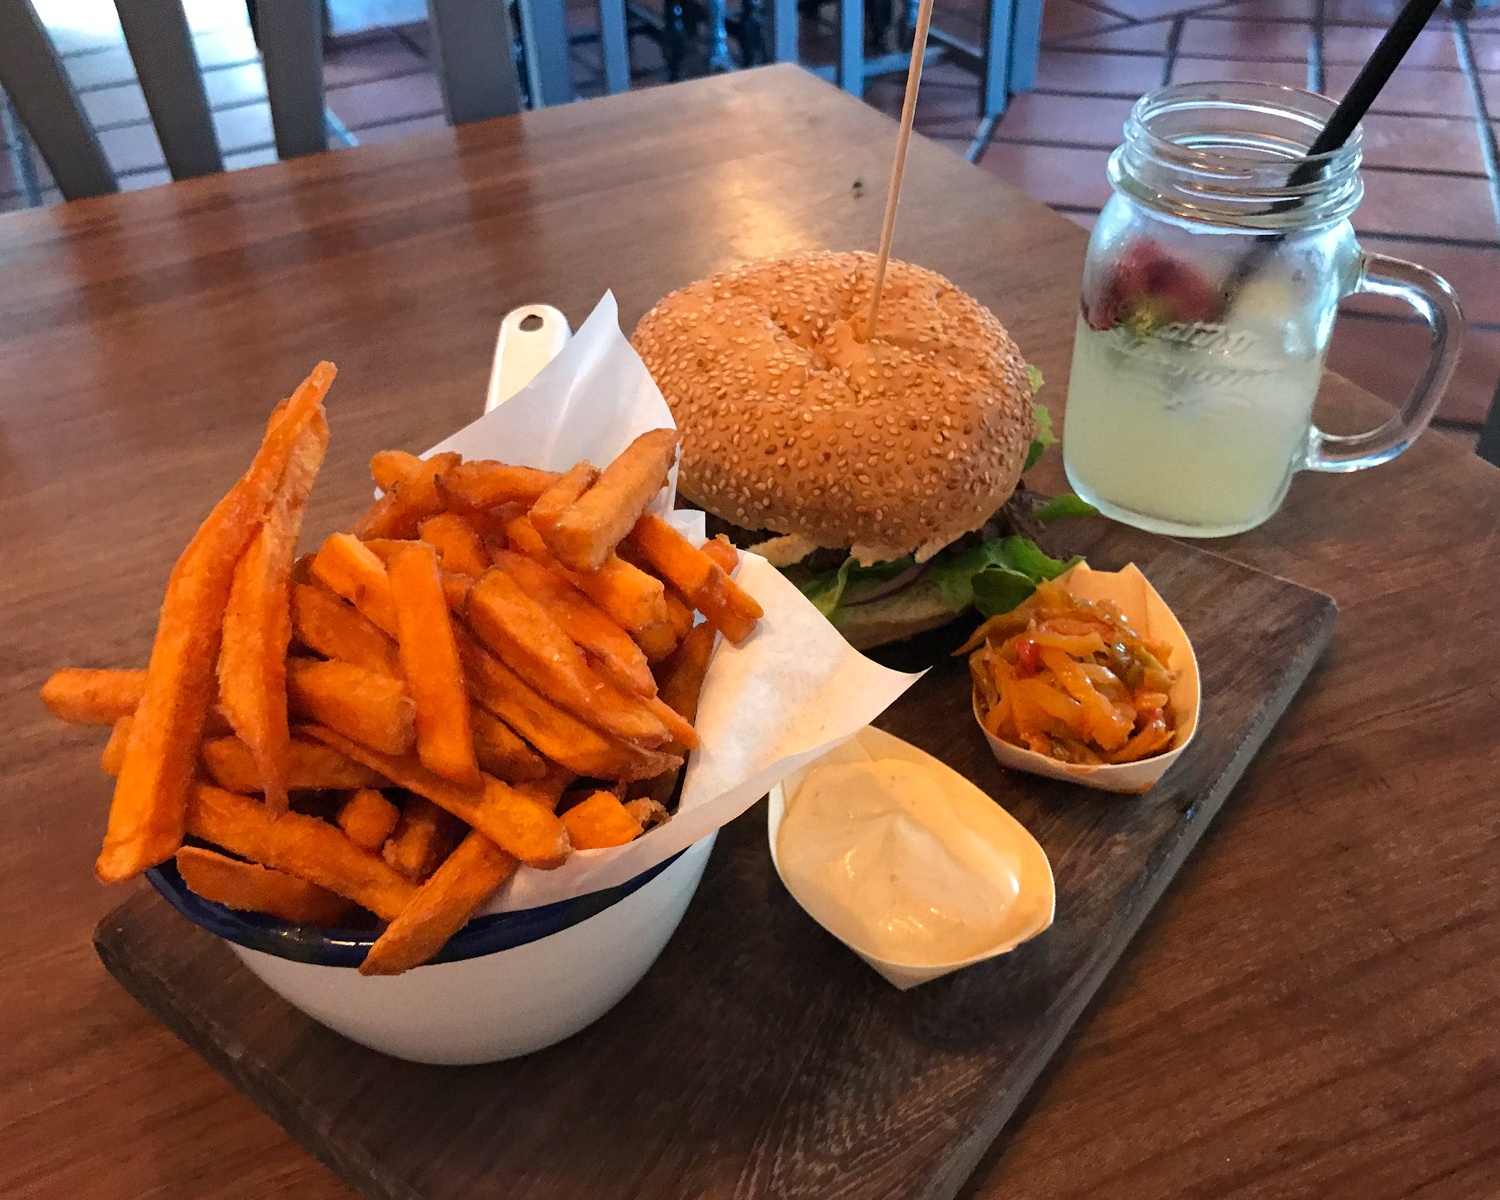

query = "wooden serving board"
[[94, 521, 1336, 1200]]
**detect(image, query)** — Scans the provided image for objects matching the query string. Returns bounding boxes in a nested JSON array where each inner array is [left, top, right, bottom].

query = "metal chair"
[[485, 0, 632, 106], [770, 0, 1041, 158], [0, 0, 528, 203]]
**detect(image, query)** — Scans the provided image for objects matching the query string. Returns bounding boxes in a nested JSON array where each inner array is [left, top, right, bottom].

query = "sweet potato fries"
[[41, 369, 760, 974]]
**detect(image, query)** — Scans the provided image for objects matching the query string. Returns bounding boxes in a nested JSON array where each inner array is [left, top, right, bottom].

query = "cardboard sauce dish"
[[767, 726, 1055, 990], [971, 563, 1200, 794]]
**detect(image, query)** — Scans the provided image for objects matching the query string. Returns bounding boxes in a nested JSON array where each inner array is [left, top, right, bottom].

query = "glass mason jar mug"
[[1063, 82, 1464, 538]]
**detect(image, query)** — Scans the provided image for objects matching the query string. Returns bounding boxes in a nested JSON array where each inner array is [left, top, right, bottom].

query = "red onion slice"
[[841, 562, 928, 607]]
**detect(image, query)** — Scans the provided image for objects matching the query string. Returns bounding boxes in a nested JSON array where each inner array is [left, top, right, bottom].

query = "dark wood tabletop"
[[3, 65, 1498, 1200]]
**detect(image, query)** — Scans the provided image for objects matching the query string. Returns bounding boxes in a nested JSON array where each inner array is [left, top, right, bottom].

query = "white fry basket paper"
[[417, 294, 922, 913]]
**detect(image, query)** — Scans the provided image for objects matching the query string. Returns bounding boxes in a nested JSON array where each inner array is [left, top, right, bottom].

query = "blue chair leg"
[[1007, 0, 1043, 91], [837, 0, 862, 95], [767, 0, 796, 61]]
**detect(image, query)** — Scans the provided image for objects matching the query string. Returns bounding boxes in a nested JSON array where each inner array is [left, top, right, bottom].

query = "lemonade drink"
[[1062, 82, 1462, 534], [1063, 310, 1328, 537]]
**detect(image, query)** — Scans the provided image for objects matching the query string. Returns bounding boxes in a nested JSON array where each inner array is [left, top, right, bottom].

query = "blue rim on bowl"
[[146, 850, 687, 969]]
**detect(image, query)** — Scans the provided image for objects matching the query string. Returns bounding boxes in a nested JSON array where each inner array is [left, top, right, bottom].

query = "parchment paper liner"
[[406, 293, 922, 913]]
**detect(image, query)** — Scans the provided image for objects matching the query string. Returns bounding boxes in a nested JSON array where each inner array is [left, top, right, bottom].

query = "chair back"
[[0, 0, 116, 198], [0, 0, 527, 204], [0, 0, 328, 200]]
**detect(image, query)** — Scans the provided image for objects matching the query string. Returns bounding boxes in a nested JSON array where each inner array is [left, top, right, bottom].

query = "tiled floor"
[[3, 0, 1497, 437]]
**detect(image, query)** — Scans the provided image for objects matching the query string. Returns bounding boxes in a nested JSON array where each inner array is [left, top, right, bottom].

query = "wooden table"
[[3, 65, 1498, 1200]]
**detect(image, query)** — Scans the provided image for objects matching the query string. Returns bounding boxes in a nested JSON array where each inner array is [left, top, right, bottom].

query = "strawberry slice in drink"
[[1085, 239, 1223, 332]]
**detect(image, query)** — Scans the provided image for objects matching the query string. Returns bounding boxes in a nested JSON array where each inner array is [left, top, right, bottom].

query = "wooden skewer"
[[865, 0, 938, 340]]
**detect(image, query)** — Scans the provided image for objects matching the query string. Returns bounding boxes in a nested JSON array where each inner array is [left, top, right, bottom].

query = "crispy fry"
[[467, 501, 530, 544], [311, 533, 398, 635], [622, 796, 671, 829], [286, 657, 415, 756], [98, 362, 337, 884], [41, 668, 147, 724], [499, 509, 552, 558], [201, 734, 379, 792], [633, 620, 679, 662], [349, 451, 461, 539], [635, 621, 717, 800], [360, 538, 410, 562], [440, 460, 557, 510], [337, 788, 402, 853], [643, 694, 699, 749], [527, 462, 598, 537], [471, 707, 548, 781], [626, 513, 763, 644], [361, 764, 569, 974], [176, 845, 353, 926], [305, 727, 573, 870], [662, 585, 696, 641], [419, 512, 490, 578], [360, 830, 517, 975], [101, 716, 134, 777], [657, 622, 717, 726], [370, 449, 424, 494], [700, 535, 740, 574], [543, 429, 678, 571], [456, 630, 680, 781], [290, 582, 401, 677], [520, 763, 575, 809], [562, 791, 645, 849], [505, 514, 667, 632], [185, 783, 416, 919], [388, 542, 479, 786], [219, 413, 329, 813], [442, 571, 473, 612], [466, 569, 670, 746], [491, 550, 656, 698], [382, 796, 467, 880]]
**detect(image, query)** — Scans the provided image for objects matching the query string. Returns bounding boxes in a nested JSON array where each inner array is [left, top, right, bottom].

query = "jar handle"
[[1305, 253, 1465, 473]]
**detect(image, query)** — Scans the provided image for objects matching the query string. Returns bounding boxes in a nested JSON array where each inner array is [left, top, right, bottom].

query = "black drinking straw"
[[1220, 0, 1444, 309]]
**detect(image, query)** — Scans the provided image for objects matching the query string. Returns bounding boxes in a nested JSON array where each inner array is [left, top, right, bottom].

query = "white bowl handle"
[[486, 305, 572, 412]]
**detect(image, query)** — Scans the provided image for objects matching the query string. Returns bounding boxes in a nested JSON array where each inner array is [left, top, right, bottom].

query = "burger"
[[632, 251, 1089, 649]]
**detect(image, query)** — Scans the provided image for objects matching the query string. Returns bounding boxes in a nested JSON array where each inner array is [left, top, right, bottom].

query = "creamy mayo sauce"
[[775, 758, 1048, 967]]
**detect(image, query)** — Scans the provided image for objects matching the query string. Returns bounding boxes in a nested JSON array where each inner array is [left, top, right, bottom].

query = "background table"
[[3, 65, 1498, 1200]]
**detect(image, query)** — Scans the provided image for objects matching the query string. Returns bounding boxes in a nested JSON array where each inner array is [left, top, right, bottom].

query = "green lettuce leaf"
[[840, 556, 915, 602], [1025, 402, 1055, 472], [928, 536, 1078, 616], [970, 567, 1040, 619], [794, 535, 1080, 623], [794, 555, 920, 617], [796, 557, 853, 617], [1026, 363, 1044, 394], [1034, 493, 1098, 522], [926, 536, 1075, 613]]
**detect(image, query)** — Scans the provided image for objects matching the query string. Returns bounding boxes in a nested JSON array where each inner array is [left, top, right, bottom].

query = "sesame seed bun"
[[632, 250, 1036, 567]]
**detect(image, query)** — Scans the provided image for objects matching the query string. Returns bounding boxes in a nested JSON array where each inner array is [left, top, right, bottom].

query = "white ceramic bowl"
[[149, 832, 716, 1065]]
